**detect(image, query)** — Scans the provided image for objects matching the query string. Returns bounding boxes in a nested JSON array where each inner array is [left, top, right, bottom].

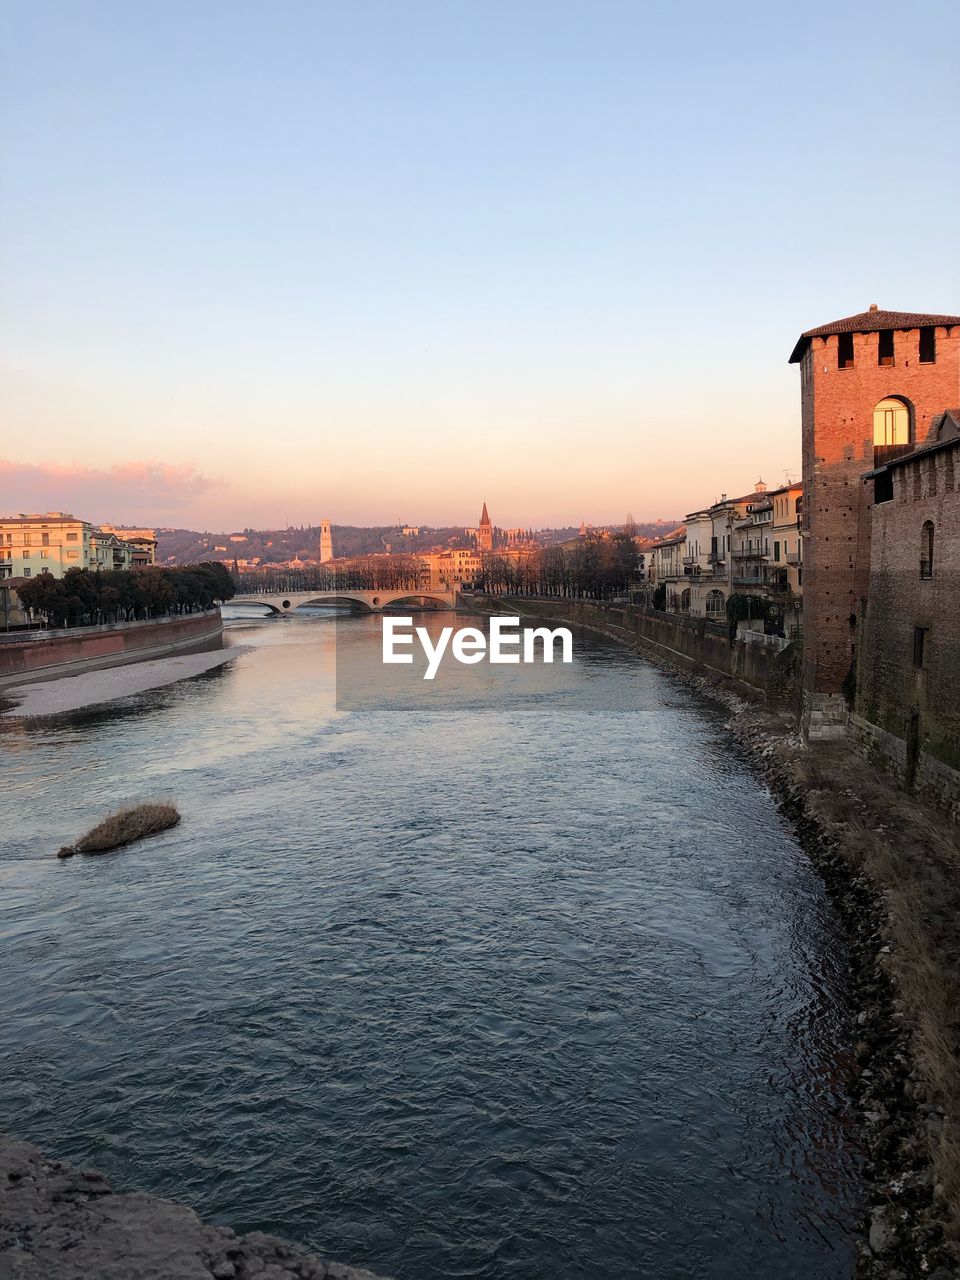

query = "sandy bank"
[[1, 647, 251, 718]]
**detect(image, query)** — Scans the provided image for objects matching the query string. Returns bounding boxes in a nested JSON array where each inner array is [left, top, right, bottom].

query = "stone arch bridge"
[[227, 589, 459, 616]]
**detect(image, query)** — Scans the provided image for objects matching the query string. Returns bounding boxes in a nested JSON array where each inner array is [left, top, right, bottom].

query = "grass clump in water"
[[57, 802, 181, 858]]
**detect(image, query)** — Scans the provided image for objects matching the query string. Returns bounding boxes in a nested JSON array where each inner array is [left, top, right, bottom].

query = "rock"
[[0, 1132, 391, 1279], [869, 1206, 897, 1254]]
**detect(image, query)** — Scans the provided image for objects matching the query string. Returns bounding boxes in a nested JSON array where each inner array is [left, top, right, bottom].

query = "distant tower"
[[319, 519, 334, 563], [477, 502, 494, 552]]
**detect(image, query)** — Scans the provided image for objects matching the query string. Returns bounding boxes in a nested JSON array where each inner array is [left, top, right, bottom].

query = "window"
[[680, 588, 691, 611], [22, 568, 31, 577], [41, 532, 49, 546], [913, 626, 928, 669], [920, 521, 934, 579], [874, 471, 894, 503], [40, 550, 48, 559], [919, 326, 936, 364], [873, 398, 910, 446], [774, 540, 780, 561], [878, 330, 894, 367], [66, 531, 78, 542], [66, 550, 80, 559], [837, 332, 854, 368], [22, 550, 30, 558], [706, 589, 725, 617]]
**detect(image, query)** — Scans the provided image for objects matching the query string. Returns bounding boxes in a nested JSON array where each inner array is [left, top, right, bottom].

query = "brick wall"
[[0, 611, 223, 686], [799, 322, 960, 736], [855, 439, 960, 818]]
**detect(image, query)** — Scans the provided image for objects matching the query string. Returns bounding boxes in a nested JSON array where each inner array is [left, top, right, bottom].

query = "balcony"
[[785, 551, 801, 565]]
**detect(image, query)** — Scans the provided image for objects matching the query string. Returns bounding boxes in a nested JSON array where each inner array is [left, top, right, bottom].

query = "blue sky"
[[2, 0, 957, 528]]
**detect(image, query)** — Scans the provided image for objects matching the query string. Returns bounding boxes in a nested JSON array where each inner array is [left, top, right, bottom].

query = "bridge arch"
[[225, 588, 458, 615]]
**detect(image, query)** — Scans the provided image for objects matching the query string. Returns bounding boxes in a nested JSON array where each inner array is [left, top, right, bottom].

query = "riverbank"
[[0, 1132, 388, 1279], [0, 611, 225, 689], [483, 595, 960, 1279], [1, 646, 250, 718]]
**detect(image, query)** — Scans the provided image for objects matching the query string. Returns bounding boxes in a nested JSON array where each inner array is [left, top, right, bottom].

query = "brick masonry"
[[854, 436, 960, 821], [798, 318, 960, 740]]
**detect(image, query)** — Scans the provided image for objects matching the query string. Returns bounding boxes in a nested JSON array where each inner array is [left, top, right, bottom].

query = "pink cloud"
[[0, 459, 218, 525]]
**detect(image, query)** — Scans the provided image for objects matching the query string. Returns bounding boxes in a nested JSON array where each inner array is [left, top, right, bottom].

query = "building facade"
[[0, 513, 93, 580], [790, 305, 960, 739]]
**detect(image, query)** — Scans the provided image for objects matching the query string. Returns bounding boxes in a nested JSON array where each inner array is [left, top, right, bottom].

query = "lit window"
[[873, 398, 910, 446]]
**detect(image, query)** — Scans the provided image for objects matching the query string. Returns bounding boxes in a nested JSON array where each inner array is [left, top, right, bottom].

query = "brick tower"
[[789, 305, 960, 740], [477, 502, 493, 553]]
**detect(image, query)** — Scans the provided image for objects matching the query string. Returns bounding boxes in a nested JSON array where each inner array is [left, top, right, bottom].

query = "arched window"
[[920, 521, 934, 579], [680, 587, 691, 612], [873, 398, 911, 447], [706, 589, 725, 617]]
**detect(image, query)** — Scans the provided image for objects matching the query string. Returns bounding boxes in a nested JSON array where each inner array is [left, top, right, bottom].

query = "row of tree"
[[477, 534, 640, 600], [16, 563, 235, 628]]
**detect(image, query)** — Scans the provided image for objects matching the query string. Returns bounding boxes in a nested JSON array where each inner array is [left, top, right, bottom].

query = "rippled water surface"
[[0, 613, 860, 1278]]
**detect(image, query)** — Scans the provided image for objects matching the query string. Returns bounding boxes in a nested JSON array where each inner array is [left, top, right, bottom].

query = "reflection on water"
[[0, 612, 861, 1279]]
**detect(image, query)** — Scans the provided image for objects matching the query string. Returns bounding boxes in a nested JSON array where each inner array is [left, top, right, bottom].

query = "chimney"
[[868, 303, 878, 312]]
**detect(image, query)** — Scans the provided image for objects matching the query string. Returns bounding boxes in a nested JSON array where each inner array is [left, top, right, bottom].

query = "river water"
[[0, 611, 860, 1278]]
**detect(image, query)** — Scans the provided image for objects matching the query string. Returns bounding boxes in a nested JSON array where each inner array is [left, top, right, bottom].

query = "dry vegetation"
[[57, 803, 181, 858]]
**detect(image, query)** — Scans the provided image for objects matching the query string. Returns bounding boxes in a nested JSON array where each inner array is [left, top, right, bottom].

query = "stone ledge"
[[0, 1133, 389, 1280]]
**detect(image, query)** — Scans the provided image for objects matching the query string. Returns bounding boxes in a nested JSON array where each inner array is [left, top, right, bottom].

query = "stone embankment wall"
[[473, 596, 801, 708], [0, 611, 223, 689], [0, 1132, 388, 1280]]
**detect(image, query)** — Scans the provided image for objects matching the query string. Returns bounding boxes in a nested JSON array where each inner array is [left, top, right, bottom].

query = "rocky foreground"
[[0, 1134, 388, 1280]]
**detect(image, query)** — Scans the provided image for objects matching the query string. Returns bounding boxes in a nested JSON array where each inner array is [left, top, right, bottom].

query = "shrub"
[[57, 803, 181, 857]]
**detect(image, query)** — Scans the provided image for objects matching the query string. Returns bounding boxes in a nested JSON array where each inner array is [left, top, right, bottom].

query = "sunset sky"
[[2, 0, 958, 531]]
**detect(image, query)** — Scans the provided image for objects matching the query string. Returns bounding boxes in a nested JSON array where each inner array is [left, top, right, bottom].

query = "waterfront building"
[[0, 512, 93, 580], [89, 530, 134, 572], [98, 526, 158, 565], [769, 483, 804, 600], [789, 304, 960, 741]]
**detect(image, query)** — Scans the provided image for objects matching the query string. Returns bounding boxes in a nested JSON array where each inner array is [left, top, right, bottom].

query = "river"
[[0, 610, 861, 1279]]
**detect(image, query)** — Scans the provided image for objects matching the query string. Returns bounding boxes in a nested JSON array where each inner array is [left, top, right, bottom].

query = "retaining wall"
[[474, 596, 801, 709], [0, 611, 223, 688]]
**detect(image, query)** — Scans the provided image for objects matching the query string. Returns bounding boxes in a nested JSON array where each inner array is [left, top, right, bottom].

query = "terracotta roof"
[[789, 306, 960, 363]]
